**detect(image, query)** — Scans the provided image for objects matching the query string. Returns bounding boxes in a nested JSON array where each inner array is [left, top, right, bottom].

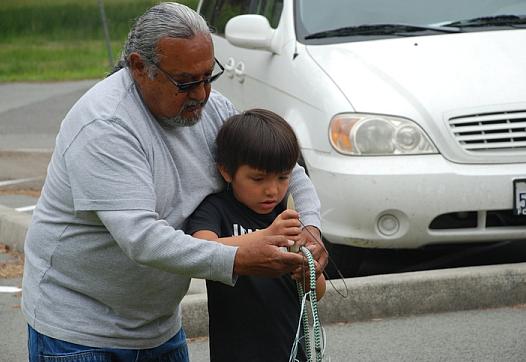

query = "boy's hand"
[[291, 226, 328, 280], [233, 235, 306, 277], [265, 209, 302, 243]]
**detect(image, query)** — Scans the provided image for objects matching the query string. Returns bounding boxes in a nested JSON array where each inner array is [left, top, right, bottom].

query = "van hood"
[[306, 30, 526, 163]]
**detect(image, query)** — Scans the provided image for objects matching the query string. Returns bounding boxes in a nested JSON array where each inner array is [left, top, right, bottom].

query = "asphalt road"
[[0, 81, 96, 214], [0, 80, 96, 150]]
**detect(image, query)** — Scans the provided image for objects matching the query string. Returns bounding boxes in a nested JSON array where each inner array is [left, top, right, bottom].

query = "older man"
[[22, 2, 324, 361]]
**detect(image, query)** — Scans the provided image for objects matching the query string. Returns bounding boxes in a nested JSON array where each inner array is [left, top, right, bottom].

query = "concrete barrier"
[[317, 263, 526, 325]]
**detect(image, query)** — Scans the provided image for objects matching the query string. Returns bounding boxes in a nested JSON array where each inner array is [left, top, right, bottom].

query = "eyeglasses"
[[153, 57, 224, 93]]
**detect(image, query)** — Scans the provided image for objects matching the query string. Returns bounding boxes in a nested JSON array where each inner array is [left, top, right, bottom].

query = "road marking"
[[0, 177, 43, 188], [0, 286, 22, 293], [15, 205, 36, 212]]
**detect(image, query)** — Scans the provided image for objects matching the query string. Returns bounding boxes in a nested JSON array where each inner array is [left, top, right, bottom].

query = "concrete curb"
[[181, 263, 526, 338], [0, 149, 53, 156], [1, 205, 525, 338], [317, 262, 526, 324]]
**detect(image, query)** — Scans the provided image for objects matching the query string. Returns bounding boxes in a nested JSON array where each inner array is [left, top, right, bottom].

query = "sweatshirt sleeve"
[[288, 163, 321, 230], [97, 208, 237, 286]]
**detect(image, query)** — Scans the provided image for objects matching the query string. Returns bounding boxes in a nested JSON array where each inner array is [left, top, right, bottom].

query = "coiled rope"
[[289, 246, 325, 362], [287, 194, 347, 361]]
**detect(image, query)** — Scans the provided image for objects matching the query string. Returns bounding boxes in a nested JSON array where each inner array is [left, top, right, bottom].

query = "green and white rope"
[[289, 246, 324, 362]]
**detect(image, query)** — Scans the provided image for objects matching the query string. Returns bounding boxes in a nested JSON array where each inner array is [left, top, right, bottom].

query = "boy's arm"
[[192, 209, 302, 247], [193, 227, 326, 298], [187, 198, 305, 277], [316, 274, 326, 300], [193, 229, 267, 247]]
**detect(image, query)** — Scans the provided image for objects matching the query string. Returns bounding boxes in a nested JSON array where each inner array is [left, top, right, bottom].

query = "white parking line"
[[15, 205, 36, 213], [0, 177, 43, 188], [0, 286, 22, 293]]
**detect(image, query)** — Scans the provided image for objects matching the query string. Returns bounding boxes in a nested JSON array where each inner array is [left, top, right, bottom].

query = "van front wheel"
[[323, 239, 366, 278]]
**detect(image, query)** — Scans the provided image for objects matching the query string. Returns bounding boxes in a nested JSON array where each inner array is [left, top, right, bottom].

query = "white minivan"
[[197, 0, 526, 251]]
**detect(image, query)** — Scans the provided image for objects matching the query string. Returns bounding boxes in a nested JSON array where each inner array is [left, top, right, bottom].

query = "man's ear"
[[218, 165, 232, 183], [129, 52, 147, 80]]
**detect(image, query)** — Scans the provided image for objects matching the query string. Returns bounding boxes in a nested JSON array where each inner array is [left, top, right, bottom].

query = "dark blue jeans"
[[28, 325, 189, 362]]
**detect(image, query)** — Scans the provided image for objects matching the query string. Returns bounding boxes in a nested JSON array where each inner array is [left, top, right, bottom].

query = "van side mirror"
[[225, 15, 278, 53]]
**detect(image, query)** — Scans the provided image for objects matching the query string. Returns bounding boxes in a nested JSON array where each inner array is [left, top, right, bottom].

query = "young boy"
[[185, 109, 326, 362]]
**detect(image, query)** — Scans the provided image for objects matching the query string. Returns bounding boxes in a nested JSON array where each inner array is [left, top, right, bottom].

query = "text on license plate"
[[513, 179, 526, 216]]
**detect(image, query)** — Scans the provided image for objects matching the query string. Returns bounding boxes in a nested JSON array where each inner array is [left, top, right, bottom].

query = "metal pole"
[[98, 0, 114, 70]]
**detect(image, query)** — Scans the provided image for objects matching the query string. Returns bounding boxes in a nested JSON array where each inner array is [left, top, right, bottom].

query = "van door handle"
[[234, 61, 245, 83], [225, 57, 235, 78]]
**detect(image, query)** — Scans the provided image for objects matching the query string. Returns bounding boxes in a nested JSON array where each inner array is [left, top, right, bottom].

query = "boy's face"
[[220, 165, 291, 214]]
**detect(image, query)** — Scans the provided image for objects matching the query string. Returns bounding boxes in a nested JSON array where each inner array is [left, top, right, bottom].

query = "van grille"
[[429, 209, 526, 230], [448, 110, 526, 152]]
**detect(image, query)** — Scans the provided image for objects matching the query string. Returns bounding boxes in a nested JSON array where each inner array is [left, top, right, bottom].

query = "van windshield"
[[295, 0, 526, 44]]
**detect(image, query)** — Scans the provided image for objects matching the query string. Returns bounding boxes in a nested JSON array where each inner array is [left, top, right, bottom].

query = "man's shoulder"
[[66, 70, 137, 123], [58, 70, 149, 150]]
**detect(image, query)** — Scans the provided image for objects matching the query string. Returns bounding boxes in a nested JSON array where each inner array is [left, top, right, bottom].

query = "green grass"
[[0, 0, 198, 82], [0, 39, 124, 81]]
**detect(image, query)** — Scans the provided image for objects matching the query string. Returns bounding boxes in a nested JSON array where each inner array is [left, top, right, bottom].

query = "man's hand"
[[291, 225, 328, 281], [233, 235, 306, 277]]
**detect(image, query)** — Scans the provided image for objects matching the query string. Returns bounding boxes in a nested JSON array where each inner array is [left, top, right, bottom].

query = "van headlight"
[[329, 113, 438, 155]]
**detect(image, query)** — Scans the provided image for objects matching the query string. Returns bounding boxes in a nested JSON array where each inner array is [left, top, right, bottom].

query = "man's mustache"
[[182, 99, 207, 110]]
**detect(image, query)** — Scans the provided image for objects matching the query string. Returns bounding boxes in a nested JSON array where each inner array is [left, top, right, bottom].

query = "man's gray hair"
[[111, 2, 210, 77]]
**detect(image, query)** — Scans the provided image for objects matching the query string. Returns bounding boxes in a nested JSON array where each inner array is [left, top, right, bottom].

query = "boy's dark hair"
[[216, 109, 300, 176]]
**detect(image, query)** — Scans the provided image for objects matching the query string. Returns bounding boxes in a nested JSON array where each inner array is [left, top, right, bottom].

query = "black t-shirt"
[[185, 190, 306, 362]]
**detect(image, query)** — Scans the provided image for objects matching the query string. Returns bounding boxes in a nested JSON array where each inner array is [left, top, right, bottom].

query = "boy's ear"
[[218, 165, 233, 183]]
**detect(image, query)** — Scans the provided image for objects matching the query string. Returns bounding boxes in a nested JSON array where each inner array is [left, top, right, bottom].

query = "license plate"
[[513, 179, 526, 216]]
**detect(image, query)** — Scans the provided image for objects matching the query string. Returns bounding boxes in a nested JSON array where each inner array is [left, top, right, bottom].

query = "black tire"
[[323, 238, 366, 279]]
